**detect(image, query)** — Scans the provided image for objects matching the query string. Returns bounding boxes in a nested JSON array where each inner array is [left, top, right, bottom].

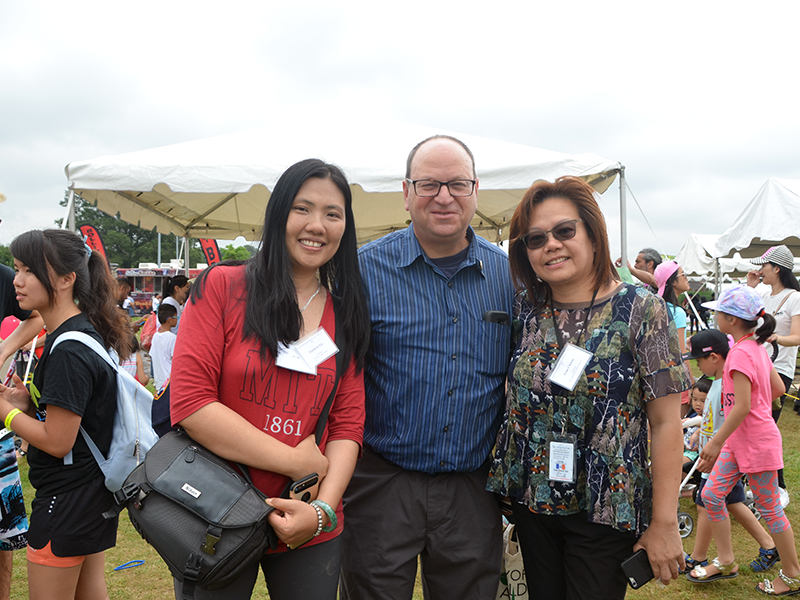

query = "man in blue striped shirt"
[[340, 135, 515, 600]]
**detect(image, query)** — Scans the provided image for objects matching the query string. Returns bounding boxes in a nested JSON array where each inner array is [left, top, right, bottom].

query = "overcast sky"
[[2, 0, 799, 262]]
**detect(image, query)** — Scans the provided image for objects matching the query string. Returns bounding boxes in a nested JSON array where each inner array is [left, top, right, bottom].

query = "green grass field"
[[9, 397, 800, 598]]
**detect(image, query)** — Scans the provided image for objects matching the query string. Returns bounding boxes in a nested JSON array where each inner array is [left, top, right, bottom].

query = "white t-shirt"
[[150, 329, 177, 390], [762, 289, 800, 379]]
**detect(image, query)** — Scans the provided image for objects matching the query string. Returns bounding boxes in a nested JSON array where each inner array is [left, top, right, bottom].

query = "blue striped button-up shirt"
[[358, 225, 514, 473]]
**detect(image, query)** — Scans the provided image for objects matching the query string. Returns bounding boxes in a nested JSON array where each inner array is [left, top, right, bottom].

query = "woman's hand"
[[696, 438, 721, 473], [746, 270, 761, 288], [290, 435, 329, 482], [266, 497, 320, 547], [634, 518, 684, 585], [0, 374, 33, 415]]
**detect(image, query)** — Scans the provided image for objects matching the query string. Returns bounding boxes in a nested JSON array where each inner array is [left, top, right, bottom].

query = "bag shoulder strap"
[[49, 330, 118, 467], [773, 290, 797, 316], [50, 331, 119, 372], [314, 294, 345, 442]]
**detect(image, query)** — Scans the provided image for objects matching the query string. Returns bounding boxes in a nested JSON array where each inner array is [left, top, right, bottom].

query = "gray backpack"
[[51, 331, 159, 492]]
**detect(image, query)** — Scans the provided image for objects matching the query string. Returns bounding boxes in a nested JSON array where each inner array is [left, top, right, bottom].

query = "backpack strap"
[[314, 294, 346, 442], [49, 331, 119, 469]]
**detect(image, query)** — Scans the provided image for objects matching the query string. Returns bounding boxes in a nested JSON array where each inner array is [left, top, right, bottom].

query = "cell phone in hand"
[[287, 473, 319, 503], [621, 549, 654, 589]]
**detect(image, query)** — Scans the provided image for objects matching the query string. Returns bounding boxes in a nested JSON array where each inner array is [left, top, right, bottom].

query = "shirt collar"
[[398, 224, 484, 278]]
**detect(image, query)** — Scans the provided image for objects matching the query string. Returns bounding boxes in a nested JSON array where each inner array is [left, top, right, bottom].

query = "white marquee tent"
[[675, 233, 759, 277], [64, 119, 624, 252], [713, 177, 800, 259], [675, 178, 800, 297]]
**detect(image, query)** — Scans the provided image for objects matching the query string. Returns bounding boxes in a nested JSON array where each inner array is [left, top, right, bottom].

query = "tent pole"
[[62, 189, 75, 231], [184, 236, 189, 276], [619, 167, 628, 262], [69, 196, 76, 232]]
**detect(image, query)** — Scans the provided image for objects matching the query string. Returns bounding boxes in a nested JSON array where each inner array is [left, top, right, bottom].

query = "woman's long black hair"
[[165, 275, 189, 299], [10, 230, 132, 359], [773, 263, 800, 291], [191, 158, 370, 371]]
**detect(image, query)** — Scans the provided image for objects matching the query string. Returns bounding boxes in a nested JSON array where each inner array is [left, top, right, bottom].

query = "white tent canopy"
[[675, 233, 759, 277], [713, 178, 800, 259], [675, 234, 721, 275], [64, 119, 622, 245]]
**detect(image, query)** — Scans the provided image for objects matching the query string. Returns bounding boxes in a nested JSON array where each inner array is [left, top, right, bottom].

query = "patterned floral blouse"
[[487, 283, 689, 536]]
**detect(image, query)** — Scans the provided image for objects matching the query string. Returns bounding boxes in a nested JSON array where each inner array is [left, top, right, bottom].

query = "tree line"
[[0, 196, 256, 269]]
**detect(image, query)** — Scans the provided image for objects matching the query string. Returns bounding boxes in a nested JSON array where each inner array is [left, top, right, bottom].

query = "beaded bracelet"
[[310, 502, 324, 537], [311, 500, 337, 533]]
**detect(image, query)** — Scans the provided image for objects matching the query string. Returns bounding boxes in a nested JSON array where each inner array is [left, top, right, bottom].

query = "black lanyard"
[[548, 290, 598, 435], [550, 290, 598, 352]]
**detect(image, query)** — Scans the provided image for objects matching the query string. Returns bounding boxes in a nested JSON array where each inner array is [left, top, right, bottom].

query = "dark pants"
[[510, 504, 637, 600], [340, 448, 502, 600], [173, 535, 342, 600], [774, 373, 793, 489]]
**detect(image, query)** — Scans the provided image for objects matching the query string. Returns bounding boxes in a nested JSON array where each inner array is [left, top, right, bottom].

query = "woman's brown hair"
[[509, 176, 617, 311]]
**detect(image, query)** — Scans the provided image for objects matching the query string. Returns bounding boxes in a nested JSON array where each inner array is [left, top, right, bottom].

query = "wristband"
[[311, 499, 338, 533], [310, 503, 324, 537], [4, 409, 22, 431]]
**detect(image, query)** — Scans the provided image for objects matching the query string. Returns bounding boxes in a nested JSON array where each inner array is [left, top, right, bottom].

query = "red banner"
[[198, 239, 221, 264], [79, 224, 107, 258]]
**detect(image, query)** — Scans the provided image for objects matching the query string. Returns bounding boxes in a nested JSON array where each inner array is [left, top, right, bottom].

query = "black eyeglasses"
[[518, 219, 584, 250], [406, 179, 476, 197]]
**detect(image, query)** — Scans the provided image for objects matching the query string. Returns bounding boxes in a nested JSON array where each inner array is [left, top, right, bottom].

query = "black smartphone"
[[483, 310, 510, 325], [621, 549, 654, 589], [287, 473, 319, 503]]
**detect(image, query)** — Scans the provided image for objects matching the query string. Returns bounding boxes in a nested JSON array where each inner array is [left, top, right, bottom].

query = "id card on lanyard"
[[544, 292, 596, 484]]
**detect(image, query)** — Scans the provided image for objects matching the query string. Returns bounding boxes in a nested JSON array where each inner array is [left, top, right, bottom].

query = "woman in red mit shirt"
[[170, 159, 370, 600]]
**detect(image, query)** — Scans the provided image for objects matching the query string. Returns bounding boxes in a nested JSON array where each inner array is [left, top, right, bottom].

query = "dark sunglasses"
[[518, 219, 584, 250]]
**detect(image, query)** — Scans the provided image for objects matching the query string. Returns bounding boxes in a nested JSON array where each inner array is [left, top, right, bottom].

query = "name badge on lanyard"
[[547, 433, 578, 483], [546, 343, 593, 391], [543, 293, 597, 484]]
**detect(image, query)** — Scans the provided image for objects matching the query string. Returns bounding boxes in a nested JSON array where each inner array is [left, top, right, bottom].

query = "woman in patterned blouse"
[[487, 176, 690, 599]]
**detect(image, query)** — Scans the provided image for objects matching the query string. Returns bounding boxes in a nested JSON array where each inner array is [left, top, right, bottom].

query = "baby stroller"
[[678, 464, 697, 538]]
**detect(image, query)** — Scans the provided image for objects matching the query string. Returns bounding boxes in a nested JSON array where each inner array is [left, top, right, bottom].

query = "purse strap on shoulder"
[[314, 294, 345, 442], [773, 290, 797, 316]]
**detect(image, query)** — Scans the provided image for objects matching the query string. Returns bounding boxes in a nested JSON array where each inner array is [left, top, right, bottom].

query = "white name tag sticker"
[[276, 343, 317, 374], [295, 327, 338, 369], [275, 328, 339, 375], [547, 343, 593, 391], [548, 440, 576, 483]]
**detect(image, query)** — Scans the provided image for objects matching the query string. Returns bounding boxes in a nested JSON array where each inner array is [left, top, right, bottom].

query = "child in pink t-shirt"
[[687, 285, 800, 595]]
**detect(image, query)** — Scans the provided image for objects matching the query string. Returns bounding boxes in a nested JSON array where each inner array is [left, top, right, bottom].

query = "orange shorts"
[[27, 541, 85, 568]]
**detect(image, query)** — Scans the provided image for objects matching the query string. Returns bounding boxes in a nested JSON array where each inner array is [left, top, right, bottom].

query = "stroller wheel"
[[746, 500, 763, 521], [678, 511, 694, 538]]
